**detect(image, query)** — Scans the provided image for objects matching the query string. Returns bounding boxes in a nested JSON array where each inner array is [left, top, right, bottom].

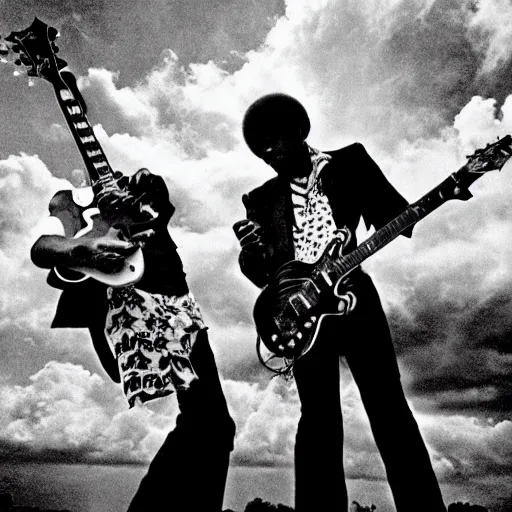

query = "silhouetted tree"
[[350, 500, 377, 511], [244, 497, 293, 512], [447, 502, 488, 512]]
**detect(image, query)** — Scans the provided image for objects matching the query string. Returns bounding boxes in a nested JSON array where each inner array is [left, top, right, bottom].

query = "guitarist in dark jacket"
[[31, 169, 235, 512], [233, 93, 446, 512]]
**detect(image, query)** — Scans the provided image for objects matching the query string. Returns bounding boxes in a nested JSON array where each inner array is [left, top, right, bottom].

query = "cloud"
[[342, 93, 512, 416], [0, 359, 510, 504], [0, 2, 511, 503], [468, 0, 512, 73], [225, 378, 299, 467], [0, 0, 285, 79], [225, 372, 512, 491], [0, 361, 177, 464], [0, 154, 111, 385], [422, 414, 512, 483]]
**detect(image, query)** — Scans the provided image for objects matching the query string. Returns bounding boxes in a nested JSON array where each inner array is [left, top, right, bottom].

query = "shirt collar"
[[291, 144, 331, 192]]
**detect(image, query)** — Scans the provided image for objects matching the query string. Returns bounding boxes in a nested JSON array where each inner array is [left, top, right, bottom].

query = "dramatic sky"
[[0, 0, 511, 510]]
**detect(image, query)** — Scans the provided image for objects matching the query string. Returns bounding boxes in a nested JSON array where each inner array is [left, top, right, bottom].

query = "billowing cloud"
[[360, 96, 512, 417], [0, 0, 285, 79], [0, 361, 510, 512], [0, 0, 511, 506], [0, 361, 177, 464]]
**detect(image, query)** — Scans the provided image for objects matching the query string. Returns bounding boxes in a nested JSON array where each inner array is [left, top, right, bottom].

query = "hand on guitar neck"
[[95, 168, 159, 226]]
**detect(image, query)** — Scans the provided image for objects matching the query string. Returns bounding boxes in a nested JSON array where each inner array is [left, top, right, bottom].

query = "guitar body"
[[254, 124, 512, 366], [53, 206, 145, 287], [254, 231, 353, 359]]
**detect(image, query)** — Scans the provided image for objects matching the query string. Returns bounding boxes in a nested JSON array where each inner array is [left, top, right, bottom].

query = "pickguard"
[[75, 207, 100, 238]]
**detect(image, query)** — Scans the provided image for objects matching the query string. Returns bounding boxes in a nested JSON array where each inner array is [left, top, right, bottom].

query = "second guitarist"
[[233, 93, 447, 512]]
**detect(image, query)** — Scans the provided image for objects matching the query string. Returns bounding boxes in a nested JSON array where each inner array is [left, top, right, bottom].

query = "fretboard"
[[311, 168, 473, 287], [52, 81, 118, 192]]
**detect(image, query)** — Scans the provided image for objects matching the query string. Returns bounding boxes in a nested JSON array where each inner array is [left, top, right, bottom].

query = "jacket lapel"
[[271, 176, 295, 261], [321, 156, 356, 231]]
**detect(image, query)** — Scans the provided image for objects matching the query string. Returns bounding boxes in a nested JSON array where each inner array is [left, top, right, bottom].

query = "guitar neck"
[[317, 165, 477, 281], [52, 79, 118, 191]]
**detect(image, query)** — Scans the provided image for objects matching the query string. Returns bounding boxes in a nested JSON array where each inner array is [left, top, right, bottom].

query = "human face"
[[257, 130, 312, 178]]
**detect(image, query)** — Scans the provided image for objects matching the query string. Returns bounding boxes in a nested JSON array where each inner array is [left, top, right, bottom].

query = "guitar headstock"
[[444, 134, 512, 200], [466, 135, 512, 175], [0, 18, 67, 83]]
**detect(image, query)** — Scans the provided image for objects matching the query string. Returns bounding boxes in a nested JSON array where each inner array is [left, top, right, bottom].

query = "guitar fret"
[[320, 270, 333, 286], [67, 105, 81, 116], [89, 155, 108, 164], [83, 143, 102, 152], [298, 294, 312, 309], [76, 128, 93, 138], [348, 253, 359, 268], [59, 89, 74, 102], [74, 122, 90, 130]]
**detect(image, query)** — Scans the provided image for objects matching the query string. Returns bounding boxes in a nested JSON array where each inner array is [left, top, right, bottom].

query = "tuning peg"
[[48, 27, 59, 41], [55, 56, 68, 70]]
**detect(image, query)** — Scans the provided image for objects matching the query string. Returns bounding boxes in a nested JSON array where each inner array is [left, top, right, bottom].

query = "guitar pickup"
[[289, 293, 312, 317]]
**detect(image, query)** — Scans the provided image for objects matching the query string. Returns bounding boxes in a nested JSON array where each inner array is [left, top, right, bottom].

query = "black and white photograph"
[[0, 1, 510, 511]]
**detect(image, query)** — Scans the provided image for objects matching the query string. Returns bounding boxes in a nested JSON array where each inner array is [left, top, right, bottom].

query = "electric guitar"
[[1, 18, 156, 287], [253, 135, 512, 373]]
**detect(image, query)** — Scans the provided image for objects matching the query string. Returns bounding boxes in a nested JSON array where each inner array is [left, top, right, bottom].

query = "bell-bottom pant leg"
[[344, 277, 446, 512], [293, 319, 347, 512], [127, 329, 236, 512], [292, 272, 446, 512]]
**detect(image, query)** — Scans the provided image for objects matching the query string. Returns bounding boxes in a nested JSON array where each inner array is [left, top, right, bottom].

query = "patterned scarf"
[[290, 144, 332, 200], [290, 144, 337, 264]]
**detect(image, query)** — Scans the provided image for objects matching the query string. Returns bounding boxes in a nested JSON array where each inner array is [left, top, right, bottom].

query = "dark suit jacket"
[[45, 172, 189, 383], [238, 143, 411, 288]]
